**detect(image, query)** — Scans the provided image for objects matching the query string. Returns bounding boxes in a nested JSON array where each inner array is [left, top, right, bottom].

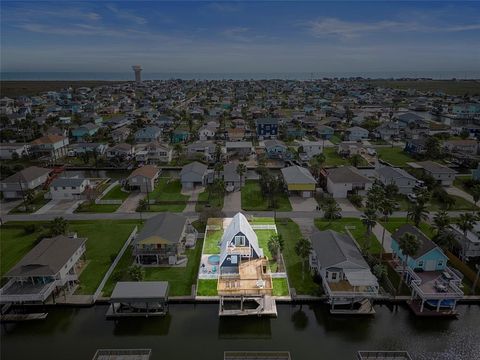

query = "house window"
[[418, 260, 424, 267], [438, 260, 444, 267], [331, 272, 337, 280], [235, 235, 245, 246]]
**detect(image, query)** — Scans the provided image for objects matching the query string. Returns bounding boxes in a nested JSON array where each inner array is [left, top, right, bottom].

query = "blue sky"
[[1, 1, 479, 73]]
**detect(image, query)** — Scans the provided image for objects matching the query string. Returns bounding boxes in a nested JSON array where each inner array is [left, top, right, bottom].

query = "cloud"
[[17, 23, 148, 38], [306, 17, 480, 39], [207, 2, 242, 13], [106, 4, 147, 25]]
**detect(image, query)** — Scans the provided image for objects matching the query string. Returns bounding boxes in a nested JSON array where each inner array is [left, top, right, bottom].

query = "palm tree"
[[361, 208, 377, 251], [434, 230, 458, 253], [49, 217, 68, 236], [321, 200, 342, 222], [397, 232, 421, 293], [349, 154, 362, 167], [236, 163, 247, 188], [407, 202, 428, 227], [378, 197, 395, 259], [366, 183, 384, 210], [214, 162, 223, 179], [433, 210, 450, 233], [295, 237, 312, 280], [309, 154, 326, 179], [268, 234, 284, 271], [471, 185, 480, 208], [173, 143, 184, 162], [457, 213, 476, 237]]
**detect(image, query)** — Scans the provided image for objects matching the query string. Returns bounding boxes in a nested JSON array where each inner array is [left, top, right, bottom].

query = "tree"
[[214, 162, 223, 179], [138, 198, 149, 211], [214, 144, 222, 163], [268, 233, 284, 271], [361, 208, 377, 251], [321, 199, 342, 222], [384, 183, 399, 200], [349, 154, 362, 167], [173, 143, 184, 163], [433, 210, 450, 233], [23, 189, 35, 211], [424, 136, 441, 159], [49, 217, 68, 236], [434, 230, 459, 252], [236, 163, 247, 188], [397, 232, 421, 293], [309, 153, 325, 179], [407, 202, 428, 227], [128, 265, 145, 281], [295, 237, 312, 280], [456, 213, 477, 243], [365, 183, 384, 210], [472, 185, 480, 208]]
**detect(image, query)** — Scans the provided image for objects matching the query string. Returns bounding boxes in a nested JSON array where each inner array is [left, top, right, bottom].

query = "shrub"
[[349, 194, 363, 208], [24, 224, 37, 234]]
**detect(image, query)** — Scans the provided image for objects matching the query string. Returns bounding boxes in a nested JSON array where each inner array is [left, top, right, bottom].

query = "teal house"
[[171, 129, 190, 144], [391, 224, 448, 271], [71, 123, 99, 141], [286, 126, 306, 139]]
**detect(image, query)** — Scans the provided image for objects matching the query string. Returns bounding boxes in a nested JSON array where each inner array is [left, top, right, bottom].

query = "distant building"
[[132, 65, 142, 83]]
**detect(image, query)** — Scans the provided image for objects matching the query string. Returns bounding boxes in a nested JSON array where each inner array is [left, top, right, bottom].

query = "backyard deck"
[[218, 259, 273, 296]]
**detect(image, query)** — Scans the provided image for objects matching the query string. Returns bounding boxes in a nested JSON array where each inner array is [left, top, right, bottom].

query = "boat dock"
[[0, 312, 48, 323], [330, 299, 376, 315], [219, 295, 277, 317]]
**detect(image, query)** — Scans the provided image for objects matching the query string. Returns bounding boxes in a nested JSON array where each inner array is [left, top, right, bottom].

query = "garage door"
[[425, 260, 437, 271]]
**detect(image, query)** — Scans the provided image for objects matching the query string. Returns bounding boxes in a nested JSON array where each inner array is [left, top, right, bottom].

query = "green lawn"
[[330, 134, 342, 145], [381, 218, 436, 239], [453, 175, 474, 195], [150, 178, 189, 202], [103, 238, 203, 297], [196, 279, 218, 296], [275, 219, 319, 295], [195, 189, 224, 212], [0, 221, 140, 294], [249, 217, 276, 225], [255, 229, 277, 259], [241, 180, 292, 211], [376, 147, 415, 167], [75, 202, 120, 213], [101, 184, 130, 200], [429, 195, 478, 211], [324, 147, 349, 167], [9, 192, 49, 214], [143, 203, 187, 212], [314, 218, 382, 254], [203, 229, 223, 254], [272, 278, 289, 296]]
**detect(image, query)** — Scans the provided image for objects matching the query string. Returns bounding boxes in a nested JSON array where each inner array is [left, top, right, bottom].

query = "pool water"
[[208, 255, 220, 265]]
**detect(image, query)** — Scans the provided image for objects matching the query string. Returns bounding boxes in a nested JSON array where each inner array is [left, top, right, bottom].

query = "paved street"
[[222, 190, 242, 212]]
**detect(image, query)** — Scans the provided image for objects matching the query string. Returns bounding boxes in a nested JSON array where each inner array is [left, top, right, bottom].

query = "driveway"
[[289, 196, 318, 212], [223, 190, 242, 212], [292, 218, 316, 238], [183, 187, 203, 213], [40, 200, 81, 215], [116, 192, 144, 213], [0, 199, 22, 216], [337, 198, 358, 212], [446, 186, 475, 205]]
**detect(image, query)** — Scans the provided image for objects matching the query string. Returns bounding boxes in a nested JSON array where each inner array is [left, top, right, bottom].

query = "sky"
[[1, 1, 480, 74]]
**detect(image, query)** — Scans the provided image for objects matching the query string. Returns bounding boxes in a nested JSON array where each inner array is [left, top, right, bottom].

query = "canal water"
[[1, 303, 479, 360]]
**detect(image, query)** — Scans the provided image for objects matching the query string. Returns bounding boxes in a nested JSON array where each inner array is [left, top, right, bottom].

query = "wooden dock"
[[219, 295, 277, 317], [330, 299, 376, 315], [407, 300, 459, 318], [0, 312, 48, 323]]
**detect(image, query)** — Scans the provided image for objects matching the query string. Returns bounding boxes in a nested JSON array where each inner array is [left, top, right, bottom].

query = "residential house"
[[171, 129, 190, 143], [49, 177, 90, 200], [134, 126, 162, 143], [30, 135, 69, 160], [316, 125, 335, 139], [71, 123, 99, 141], [0, 235, 86, 303], [106, 143, 135, 159], [255, 118, 279, 139], [346, 126, 369, 141], [448, 223, 480, 260], [374, 122, 401, 141], [0, 143, 29, 160], [391, 224, 463, 314], [225, 141, 253, 158], [404, 138, 427, 156], [296, 140, 323, 161], [325, 166, 373, 198], [396, 112, 425, 128], [187, 140, 216, 162], [338, 141, 376, 158], [68, 142, 108, 157], [443, 139, 478, 156], [376, 166, 418, 195], [415, 161, 457, 186], [132, 213, 197, 266], [222, 162, 244, 191], [111, 126, 131, 143], [198, 125, 217, 141], [264, 139, 290, 160], [180, 161, 209, 190], [1, 166, 51, 199], [286, 126, 306, 139], [126, 165, 159, 192], [217, 213, 272, 296], [226, 127, 246, 141], [45, 126, 68, 137], [309, 230, 379, 312], [281, 165, 316, 198], [135, 142, 172, 163]]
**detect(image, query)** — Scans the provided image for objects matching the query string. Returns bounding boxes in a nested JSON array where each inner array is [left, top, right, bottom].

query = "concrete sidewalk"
[[372, 223, 393, 253], [183, 188, 203, 213], [447, 186, 476, 205]]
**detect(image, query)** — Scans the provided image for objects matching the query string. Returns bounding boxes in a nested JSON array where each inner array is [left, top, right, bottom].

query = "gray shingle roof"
[[417, 161, 457, 174], [391, 224, 441, 259], [5, 235, 86, 277], [310, 230, 369, 270], [180, 161, 208, 177], [1, 166, 51, 184], [327, 166, 372, 184], [51, 177, 87, 188], [133, 213, 187, 245], [281, 165, 316, 184], [377, 166, 417, 181]]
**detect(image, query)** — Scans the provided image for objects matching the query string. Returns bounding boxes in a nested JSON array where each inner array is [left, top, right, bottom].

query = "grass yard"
[[75, 202, 120, 213], [381, 218, 436, 239], [249, 217, 276, 225], [255, 229, 277, 259], [196, 279, 218, 296], [314, 218, 382, 254], [376, 147, 415, 167], [324, 147, 349, 167], [241, 180, 292, 211], [429, 195, 478, 212], [101, 184, 130, 201], [203, 229, 223, 254], [275, 219, 319, 295], [9, 192, 49, 214], [330, 134, 342, 144], [144, 203, 187, 212], [0, 220, 140, 295], [272, 278, 289, 296], [364, 79, 480, 96], [195, 189, 224, 212], [150, 178, 189, 202], [453, 175, 473, 195]]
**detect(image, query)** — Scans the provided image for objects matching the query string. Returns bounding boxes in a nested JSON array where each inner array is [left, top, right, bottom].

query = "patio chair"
[[212, 266, 217, 273]]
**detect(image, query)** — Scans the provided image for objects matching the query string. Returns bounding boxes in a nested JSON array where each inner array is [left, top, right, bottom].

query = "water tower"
[[132, 65, 142, 83]]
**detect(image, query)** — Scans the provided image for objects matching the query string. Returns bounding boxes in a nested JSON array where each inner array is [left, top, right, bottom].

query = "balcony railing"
[[400, 267, 464, 300], [0, 280, 57, 303]]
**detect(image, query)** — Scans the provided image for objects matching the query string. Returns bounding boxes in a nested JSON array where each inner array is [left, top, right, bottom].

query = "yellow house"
[[281, 165, 317, 198]]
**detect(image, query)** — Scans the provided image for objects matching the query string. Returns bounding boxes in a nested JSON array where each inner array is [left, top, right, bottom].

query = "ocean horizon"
[[2, 71, 480, 81]]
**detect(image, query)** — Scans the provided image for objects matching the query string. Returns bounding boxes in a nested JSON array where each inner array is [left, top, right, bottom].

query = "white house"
[[296, 140, 323, 160], [346, 126, 369, 141], [326, 166, 373, 198], [49, 177, 90, 200], [376, 166, 418, 195], [0, 143, 29, 160]]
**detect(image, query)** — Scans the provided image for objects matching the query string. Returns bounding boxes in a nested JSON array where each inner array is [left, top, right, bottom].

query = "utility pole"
[[18, 180, 27, 212]]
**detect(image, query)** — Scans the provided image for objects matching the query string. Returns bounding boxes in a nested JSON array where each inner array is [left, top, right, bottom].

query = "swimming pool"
[[208, 255, 220, 265]]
